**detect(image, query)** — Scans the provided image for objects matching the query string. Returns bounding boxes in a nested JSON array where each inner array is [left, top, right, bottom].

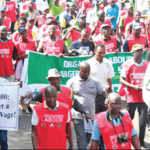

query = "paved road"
[[8, 101, 150, 149]]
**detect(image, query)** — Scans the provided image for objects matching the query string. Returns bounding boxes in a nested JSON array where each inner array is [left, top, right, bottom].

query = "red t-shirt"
[[15, 39, 36, 59], [3, 17, 11, 32], [5, 1, 17, 22], [121, 59, 148, 103], [0, 39, 15, 76], [92, 19, 113, 36]]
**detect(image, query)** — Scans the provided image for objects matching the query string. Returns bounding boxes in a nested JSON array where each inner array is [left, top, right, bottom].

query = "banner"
[[143, 63, 150, 108], [0, 82, 20, 131], [20, 52, 147, 96], [28, 52, 91, 85]]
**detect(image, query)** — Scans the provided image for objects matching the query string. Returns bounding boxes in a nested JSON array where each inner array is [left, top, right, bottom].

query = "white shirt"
[[66, 74, 104, 119], [86, 56, 114, 89]]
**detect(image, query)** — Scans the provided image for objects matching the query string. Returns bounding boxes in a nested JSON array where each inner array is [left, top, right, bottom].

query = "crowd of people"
[[0, 0, 150, 149]]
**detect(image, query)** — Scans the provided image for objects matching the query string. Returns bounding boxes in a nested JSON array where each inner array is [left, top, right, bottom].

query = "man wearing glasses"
[[120, 44, 149, 149]]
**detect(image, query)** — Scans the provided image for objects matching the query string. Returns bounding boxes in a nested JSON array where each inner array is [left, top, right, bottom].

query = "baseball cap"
[[46, 69, 62, 80], [132, 22, 141, 30], [100, 24, 111, 30], [46, 18, 54, 25], [78, 14, 86, 19], [0, 6, 6, 12], [132, 44, 143, 52], [27, 16, 35, 22], [18, 26, 26, 33]]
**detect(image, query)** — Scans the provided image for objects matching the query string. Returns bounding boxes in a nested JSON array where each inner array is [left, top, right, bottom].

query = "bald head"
[[108, 93, 121, 103], [44, 85, 57, 96], [79, 61, 90, 70], [81, 29, 88, 35]]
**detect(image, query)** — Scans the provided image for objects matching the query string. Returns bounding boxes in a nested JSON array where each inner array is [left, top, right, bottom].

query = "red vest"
[[94, 36, 117, 53], [5, 1, 17, 22], [122, 59, 148, 103], [37, 15, 46, 28], [42, 38, 64, 55], [40, 86, 73, 110], [34, 102, 69, 149], [12, 29, 33, 43], [122, 15, 134, 33], [95, 110, 133, 150], [0, 39, 15, 76], [15, 39, 36, 59], [3, 17, 11, 32], [127, 34, 147, 52]]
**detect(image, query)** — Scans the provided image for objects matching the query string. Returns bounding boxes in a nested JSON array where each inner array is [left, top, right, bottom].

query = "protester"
[[120, 44, 149, 149], [61, 2, 77, 30], [66, 61, 108, 149], [37, 25, 73, 56], [25, 0, 40, 20], [126, 11, 146, 36], [4, 0, 19, 33], [0, 26, 16, 82], [12, 17, 34, 43], [90, 93, 141, 150], [104, 0, 119, 32], [31, 85, 73, 149], [91, 10, 114, 36], [119, 4, 134, 39], [86, 44, 114, 114], [94, 24, 120, 55], [69, 30, 94, 56], [123, 23, 148, 53], [0, 6, 11, 32], [37, 7, 49, 28]]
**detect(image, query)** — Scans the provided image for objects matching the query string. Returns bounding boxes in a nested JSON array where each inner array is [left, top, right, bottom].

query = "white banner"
[[143, 62, 150, 108], [0, 82, 20, 131]]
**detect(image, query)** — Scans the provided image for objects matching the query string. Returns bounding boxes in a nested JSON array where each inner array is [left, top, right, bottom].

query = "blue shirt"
[[91, 111, 137, 149], [104, 4, 119, 30]]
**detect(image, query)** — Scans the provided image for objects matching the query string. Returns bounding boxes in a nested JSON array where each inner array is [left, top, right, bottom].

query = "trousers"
[[73, 119, 91, 149], [0, 130, 8, 150], [127, 103, 148, 146]]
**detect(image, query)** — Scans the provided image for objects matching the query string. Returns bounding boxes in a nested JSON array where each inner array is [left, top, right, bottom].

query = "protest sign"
[[0, 82, 19, 131]]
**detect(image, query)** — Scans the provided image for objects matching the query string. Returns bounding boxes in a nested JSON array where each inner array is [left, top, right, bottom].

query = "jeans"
[[0, 130, 8, 150], [95, 93, 107, 114], [127, 103, 148, 146], [73, 119, 91, 149]]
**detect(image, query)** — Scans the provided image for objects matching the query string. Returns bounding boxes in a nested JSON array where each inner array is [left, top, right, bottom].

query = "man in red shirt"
[[0, 6, 11, 32], [0, 25, 16, 82], [4, 0, 19, 33], [12, 17, 34, 43], [37, 25, 73, 56], [91, 10, 114, 37], [119, 4, 134, 39], [37, 7, 49, 28], [94, 24, 120, 55], [123, 23, 148, 52], [120, 44, 148, 149], [31, 85, 73, 149]]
